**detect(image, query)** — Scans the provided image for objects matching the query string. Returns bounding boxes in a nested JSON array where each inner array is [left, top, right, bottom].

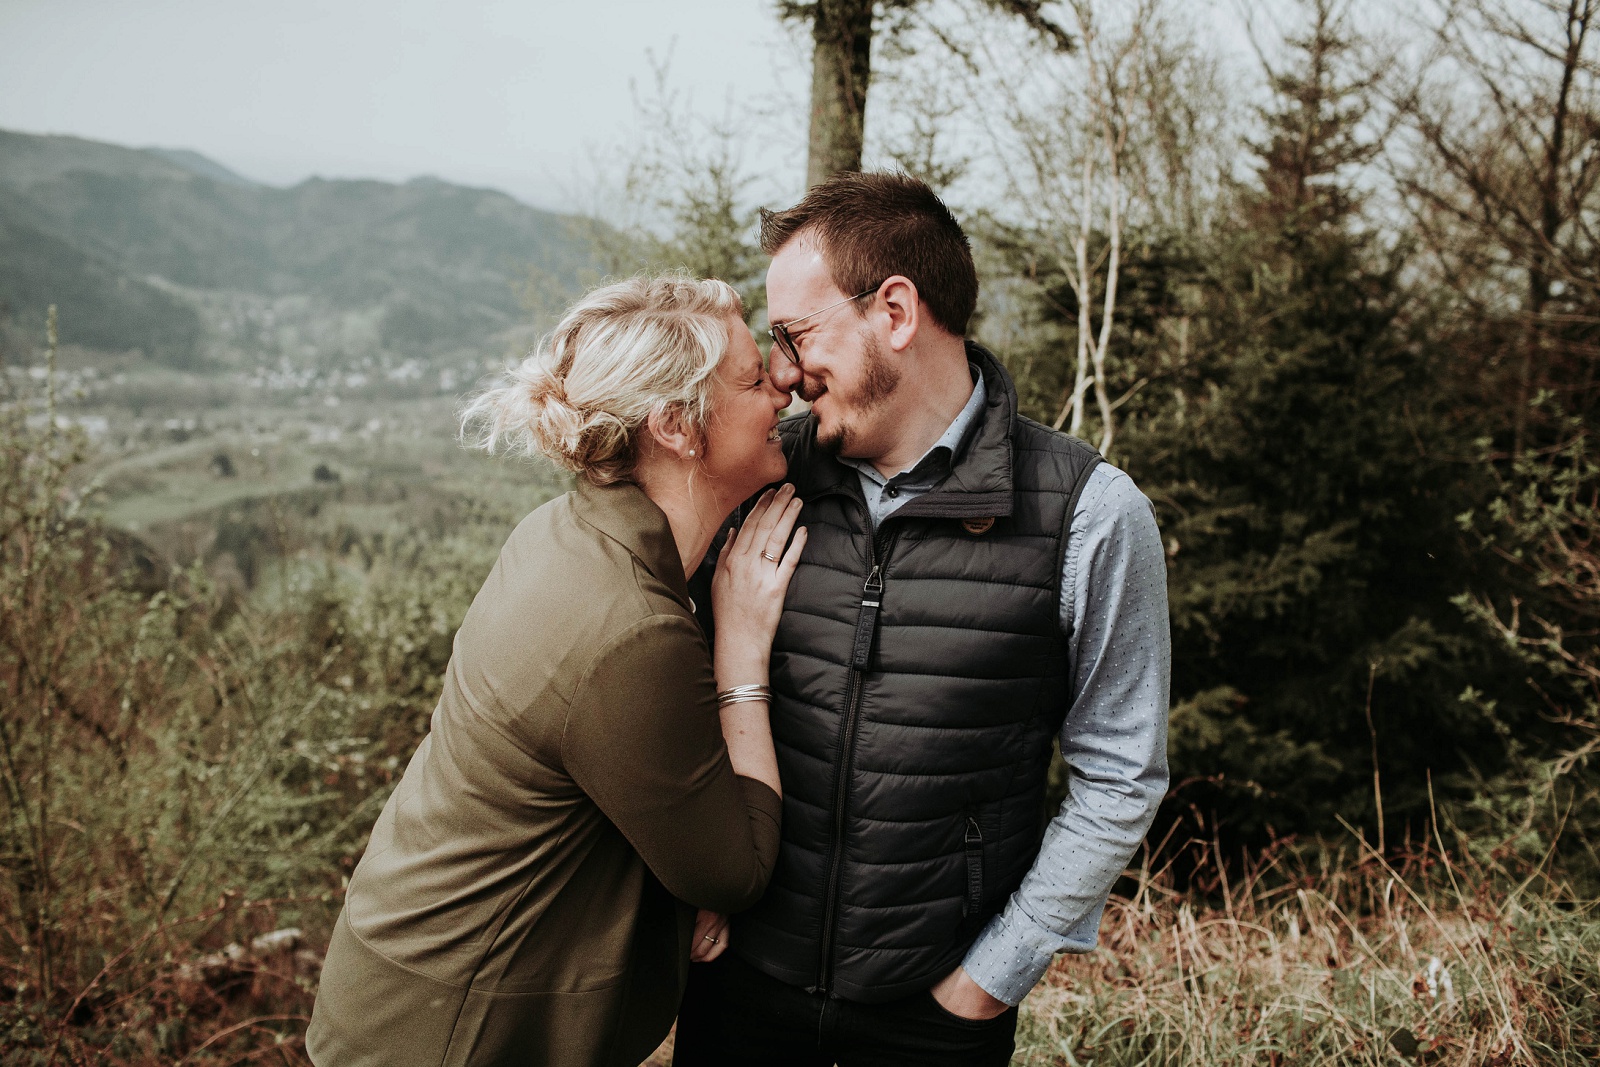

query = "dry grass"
[[635, 834, 1600, 1067], [1014, 841, 1598, 1066]]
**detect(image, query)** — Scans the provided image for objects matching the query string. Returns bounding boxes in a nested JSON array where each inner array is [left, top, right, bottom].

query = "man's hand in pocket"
[[930, 966, 1009, 1020]]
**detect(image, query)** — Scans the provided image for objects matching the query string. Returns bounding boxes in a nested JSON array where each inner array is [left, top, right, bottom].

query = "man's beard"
[[812, 330, 901, 457]]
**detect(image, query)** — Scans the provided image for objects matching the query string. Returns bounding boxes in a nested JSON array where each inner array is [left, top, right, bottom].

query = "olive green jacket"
[[307, 481, 782, 1067]]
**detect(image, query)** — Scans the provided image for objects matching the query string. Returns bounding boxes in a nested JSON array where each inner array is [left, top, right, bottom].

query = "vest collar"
[[570, 479, 693, 608], [783, 341, 1018, 520]]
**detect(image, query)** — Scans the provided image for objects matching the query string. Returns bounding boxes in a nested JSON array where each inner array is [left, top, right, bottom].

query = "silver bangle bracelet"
[[717, 683, 771, 706], [717, 693, 771, 708]]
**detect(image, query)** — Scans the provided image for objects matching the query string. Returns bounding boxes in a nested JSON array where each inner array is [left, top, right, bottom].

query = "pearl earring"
[[688, 449, 696, 458]]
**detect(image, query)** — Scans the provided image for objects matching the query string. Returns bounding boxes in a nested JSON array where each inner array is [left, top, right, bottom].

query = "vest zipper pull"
[[862, 565, 882, 602], [850, 566, 884, 669]]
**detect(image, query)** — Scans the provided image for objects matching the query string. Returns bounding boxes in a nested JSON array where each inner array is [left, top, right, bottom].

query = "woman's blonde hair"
[[460, 274, 744, 485]]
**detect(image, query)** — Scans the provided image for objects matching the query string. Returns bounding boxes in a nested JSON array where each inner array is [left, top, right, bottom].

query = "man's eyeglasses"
[[767, 284, 882, 368]]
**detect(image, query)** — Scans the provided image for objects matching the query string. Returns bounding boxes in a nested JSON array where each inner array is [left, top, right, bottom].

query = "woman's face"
[[699, 315, 791, 501]]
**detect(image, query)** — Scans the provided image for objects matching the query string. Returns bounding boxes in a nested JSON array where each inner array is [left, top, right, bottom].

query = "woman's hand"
[[690, 909, 731, 963], [712, 484, 806, 682], [709, 485, 802, 798]]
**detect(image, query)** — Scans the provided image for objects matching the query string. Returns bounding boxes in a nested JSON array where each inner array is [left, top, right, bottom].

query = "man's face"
[[766, 240, 901, 459]]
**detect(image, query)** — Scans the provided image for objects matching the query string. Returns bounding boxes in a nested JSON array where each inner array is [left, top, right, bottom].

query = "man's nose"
[[768, 373, 793, 408], [769, 355, 802, 394]]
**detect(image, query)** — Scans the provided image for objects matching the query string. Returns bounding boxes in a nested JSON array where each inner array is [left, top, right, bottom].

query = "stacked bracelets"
[[716, 684, 772, 708]]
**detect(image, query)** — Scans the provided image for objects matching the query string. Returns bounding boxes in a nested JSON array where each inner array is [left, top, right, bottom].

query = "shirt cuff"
[[960, 896, 1108, 1006]]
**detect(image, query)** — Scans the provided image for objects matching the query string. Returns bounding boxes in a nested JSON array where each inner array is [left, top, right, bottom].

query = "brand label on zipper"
[[849, 565, 884, 670]]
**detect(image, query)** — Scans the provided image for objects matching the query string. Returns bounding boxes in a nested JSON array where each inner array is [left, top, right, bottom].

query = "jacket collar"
[[781, 341, 1018, 520], [570, 479, 693, 607]]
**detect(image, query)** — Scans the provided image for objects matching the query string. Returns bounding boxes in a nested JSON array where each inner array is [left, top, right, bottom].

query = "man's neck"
[[864, 337, 975, 479]]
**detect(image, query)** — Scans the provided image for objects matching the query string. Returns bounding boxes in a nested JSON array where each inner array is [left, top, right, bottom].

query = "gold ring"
[[703, 935, 719, 943], [761, 551, 780, 563]]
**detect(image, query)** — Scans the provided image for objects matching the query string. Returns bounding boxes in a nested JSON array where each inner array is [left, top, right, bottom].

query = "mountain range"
[[0, 128, 595, 368]]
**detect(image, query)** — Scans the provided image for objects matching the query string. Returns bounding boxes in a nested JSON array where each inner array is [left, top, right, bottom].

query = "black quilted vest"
[[730, 344, 1102, 1003]]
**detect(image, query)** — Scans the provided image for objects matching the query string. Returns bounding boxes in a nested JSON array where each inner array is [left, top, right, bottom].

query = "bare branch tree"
[[959, 0, 1221, 455], [1385, 0, 1599, 453], [555, 53, 778, 321]]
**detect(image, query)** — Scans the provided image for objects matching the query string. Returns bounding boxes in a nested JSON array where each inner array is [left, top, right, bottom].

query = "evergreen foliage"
[[993, 3, 1531, 849], [1454, 410, 1600, 885]]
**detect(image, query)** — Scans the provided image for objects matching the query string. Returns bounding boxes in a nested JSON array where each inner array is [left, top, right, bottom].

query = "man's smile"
[[796, 377, 827, 404]]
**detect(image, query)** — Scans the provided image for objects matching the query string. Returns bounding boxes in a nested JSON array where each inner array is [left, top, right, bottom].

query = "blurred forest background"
[[2, 0, 1597, 1063]]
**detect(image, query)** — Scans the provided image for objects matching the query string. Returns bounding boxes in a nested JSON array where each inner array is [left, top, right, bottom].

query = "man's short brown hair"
[[759, 171, 978, 337]]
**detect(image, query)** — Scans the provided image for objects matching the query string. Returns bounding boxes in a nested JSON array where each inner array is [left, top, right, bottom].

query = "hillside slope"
[[0, 128, 594, 366]]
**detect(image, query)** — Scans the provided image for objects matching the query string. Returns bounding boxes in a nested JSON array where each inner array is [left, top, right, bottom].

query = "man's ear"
[[645, 406, 696, 460], [880, 275, 919, 353]]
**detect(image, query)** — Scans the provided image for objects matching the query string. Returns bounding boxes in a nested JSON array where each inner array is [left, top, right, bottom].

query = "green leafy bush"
[[0, 355, 538, 1062]]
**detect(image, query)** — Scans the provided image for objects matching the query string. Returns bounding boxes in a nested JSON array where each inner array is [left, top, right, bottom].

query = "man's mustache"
[[795, 376, 826, 403]]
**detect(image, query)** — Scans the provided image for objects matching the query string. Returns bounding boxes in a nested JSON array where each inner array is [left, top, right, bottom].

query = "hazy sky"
[[0, 0, 812, 210]]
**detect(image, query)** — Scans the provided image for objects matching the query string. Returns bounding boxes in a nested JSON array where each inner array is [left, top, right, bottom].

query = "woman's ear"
[[645, 407, 696, 461]]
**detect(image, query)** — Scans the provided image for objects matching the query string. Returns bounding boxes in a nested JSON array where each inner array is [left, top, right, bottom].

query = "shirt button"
[[886, 486, 899, 498]]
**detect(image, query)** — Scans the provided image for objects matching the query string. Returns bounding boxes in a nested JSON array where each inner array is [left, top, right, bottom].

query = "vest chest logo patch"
[[961, 517, 995, 535]]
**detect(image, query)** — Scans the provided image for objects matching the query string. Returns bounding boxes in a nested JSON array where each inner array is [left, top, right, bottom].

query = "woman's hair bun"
[[460, 274, 743, 485]]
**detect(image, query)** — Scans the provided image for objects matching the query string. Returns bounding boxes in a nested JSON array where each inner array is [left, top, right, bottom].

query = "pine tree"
[[1115, 1, 1508, 848]]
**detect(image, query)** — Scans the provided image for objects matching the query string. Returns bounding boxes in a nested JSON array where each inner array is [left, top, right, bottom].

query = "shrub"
[[0, 360, 527, 1062]]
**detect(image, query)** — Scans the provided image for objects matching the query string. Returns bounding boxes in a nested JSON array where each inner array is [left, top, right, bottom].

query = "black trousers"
[[672, 952, 1019, 1067]]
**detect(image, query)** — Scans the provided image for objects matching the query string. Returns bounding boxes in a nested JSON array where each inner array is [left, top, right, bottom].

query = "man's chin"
[[814, 420, 850, 457]]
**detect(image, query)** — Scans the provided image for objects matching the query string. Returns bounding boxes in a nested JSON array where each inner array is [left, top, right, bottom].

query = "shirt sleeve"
[[960, 464, 1171, 1005], [561, 613, 782, 914]]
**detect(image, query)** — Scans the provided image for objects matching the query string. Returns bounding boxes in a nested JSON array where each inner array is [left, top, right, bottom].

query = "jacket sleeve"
[[561, 613, 782, 914]]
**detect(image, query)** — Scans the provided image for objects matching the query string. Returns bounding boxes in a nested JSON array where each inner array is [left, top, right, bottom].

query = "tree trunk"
[[806, 0, 875, 188]]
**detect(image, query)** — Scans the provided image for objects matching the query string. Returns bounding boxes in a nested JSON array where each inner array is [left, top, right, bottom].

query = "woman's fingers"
[[690, 909, 731, 963], [743, 484, 793, 555], [778, 526, 807, 575], [732, 488, 777, 558], [762, 496, 803, 564], [701, 912, 731, 961], [725, 485, 800, 572]]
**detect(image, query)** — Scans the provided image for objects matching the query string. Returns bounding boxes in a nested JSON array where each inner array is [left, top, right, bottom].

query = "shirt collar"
[[569, 479, 692, 608], [842, 365, 987, 487]]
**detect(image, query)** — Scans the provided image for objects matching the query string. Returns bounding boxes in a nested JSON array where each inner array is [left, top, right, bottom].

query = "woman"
[[307, 276, 802, 1067]]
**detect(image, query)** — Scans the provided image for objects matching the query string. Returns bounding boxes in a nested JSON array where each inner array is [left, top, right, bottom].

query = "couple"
[[306, 172, 1171, 1067]]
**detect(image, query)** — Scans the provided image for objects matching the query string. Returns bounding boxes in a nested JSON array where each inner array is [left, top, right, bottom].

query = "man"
[[675, 172, 1170, 1066]]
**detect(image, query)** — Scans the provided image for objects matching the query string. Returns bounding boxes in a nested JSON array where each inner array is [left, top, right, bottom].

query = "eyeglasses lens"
[[771, 325, 800, 367]]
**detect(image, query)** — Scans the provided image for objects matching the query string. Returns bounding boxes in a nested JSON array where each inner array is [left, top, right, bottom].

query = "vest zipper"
[[816, 523, 899, 993]]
